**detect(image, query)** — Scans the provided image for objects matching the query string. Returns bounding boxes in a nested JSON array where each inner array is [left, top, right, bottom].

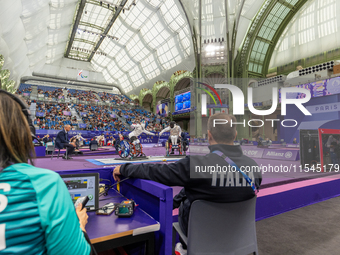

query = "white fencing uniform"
[[129, 123, 155, 145], [159, 125, 182, 145]]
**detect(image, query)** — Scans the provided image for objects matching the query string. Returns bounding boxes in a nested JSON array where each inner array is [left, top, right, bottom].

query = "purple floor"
[[34, 144, 337, 198]]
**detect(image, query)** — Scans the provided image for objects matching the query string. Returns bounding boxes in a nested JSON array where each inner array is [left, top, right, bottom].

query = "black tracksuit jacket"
[[120, 144, 262, 234]]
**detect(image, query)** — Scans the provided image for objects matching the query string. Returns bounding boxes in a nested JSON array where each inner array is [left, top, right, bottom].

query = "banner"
[[110, 114, 116, 118], [157, 103, 169, 117], [242, 147, 265, 158], [36, 112, 45, 117], [306, 102, 340, 114], [262, 149, 299, 161], [124, 115, 129, 119], [77, 70, 89, 82], [189, 144, 299, 161], [23, 93, 30, 97], [34, 130, 188, 144], [78, 123, 87, 129], [38, 94, 44, 98], [63, 111, 71, 116], [279, 77, 340, 102]]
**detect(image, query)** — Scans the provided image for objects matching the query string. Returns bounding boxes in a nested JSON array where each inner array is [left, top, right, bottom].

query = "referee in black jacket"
[[113, 113, 262, 247]]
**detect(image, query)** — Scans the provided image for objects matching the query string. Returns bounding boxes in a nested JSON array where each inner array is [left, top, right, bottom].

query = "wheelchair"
[[165, 135, 185, 156], [118, 137, 146, 159]]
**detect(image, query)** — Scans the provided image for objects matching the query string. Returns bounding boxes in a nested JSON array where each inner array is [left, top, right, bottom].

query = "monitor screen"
[[175, 103, 183, 111], [183, 92, 191, 101], [175, 94, 183, 103], [183, 100, 191, 109], [118, 207, 129, 214], [60, 173, 99, 210]]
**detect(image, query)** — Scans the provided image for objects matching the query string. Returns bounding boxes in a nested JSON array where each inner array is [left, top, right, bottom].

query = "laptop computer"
[[60, 173, 99, 211]]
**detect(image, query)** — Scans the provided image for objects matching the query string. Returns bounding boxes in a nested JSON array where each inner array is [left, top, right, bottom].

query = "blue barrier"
[[35, 130, 189, 144]]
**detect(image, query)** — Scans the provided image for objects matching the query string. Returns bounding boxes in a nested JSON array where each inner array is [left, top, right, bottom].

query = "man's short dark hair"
[[207, 113, 237, 144]]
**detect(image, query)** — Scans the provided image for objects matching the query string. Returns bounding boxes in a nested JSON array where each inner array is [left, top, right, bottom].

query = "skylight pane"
[[129, 66, 145, 86]]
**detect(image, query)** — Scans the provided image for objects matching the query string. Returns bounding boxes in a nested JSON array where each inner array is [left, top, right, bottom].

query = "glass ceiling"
[[248, 1, 292, 74], [270, 0, 339, 69], [67, 0, 193, 93]]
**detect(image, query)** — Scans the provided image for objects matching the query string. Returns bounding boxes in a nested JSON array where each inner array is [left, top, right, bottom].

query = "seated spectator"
[[55, 125, 76, 159], [0, 91, 96, 254]]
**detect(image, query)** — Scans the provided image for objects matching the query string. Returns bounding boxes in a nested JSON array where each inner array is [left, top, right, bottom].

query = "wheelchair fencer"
[[118, 121, 155, 158], [159, 121, 185, 156]]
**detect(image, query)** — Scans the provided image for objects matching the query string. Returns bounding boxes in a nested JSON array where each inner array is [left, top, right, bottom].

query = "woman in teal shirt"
[[0, 90, 96, 255]]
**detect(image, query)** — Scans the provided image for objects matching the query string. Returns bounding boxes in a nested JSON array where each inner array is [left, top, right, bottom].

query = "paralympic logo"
[[78, 71, 88, 79]]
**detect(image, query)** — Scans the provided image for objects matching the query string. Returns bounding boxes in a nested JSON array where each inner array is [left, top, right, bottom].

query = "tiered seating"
[[112, 108, 170, 132], [20, 85, 170, 132], [15, 84, 32, 95], [34, 102, 75, 130], [37, 86, 64, 101], [98, 92, 131, 105], [67, 89, 98, 102], [74, 104, 128, 131]]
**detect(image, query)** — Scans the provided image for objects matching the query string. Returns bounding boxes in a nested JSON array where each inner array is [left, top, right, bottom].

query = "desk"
[[86, 190, 160, 253], [56, 167, 172, 255]]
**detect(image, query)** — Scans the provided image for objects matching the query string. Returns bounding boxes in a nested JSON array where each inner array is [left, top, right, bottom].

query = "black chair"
[[173, 197, 258, 255], [51, 139, 68, 160], [90, 140, 98, 151]]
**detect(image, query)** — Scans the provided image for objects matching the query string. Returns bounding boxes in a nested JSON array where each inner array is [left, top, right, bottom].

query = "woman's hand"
[[76, 204, 88, 232]]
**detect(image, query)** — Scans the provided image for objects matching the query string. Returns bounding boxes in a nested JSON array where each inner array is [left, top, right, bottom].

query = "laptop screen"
[[60, 173, 99, 210]]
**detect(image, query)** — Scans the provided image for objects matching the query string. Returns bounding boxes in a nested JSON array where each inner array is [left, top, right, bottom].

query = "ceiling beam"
[[65, 0, 87, 57], [79, 21, 105, 32], [88, 0, 128, 61], [74, 38, 96, 46]]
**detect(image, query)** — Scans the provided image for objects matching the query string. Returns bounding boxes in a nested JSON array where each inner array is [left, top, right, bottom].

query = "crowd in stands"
[[15, 84, 32, 95], [114, 108, 170, 132], [15, 84, 171, 133], [37, 86, 64, 100], [98, 92, 131, 105], [34, 102, 76, 130], [67, 89, 98, 102], [74, 104, 128, 132]]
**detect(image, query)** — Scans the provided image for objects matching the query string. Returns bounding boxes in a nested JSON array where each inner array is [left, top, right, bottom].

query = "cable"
[[107, 177, 130, 189], [99, 196, 121, 201], [87, 204, 118, 212], [98, 177, 130, 197], [100, 178, 112, 186]]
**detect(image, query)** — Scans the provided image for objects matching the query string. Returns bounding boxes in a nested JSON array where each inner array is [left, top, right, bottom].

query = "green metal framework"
[[236, 0, 308, 79], [65, 0, 126, 61], [79, 21, 105, 32], [65, 0, 87, 58], [73, 38, 97, 46]]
